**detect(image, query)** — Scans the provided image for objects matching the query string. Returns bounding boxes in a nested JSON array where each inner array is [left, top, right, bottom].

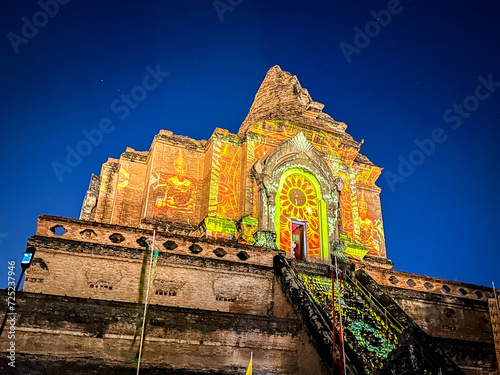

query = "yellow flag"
[[245, 356, 252, 375]]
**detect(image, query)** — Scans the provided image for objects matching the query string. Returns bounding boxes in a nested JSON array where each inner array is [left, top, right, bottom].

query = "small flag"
[[245, 353, 252, 375], [150, 251, 159, 284]]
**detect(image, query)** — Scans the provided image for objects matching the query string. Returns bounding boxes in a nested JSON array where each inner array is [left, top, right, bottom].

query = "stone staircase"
[[273, 254, 465, 375]]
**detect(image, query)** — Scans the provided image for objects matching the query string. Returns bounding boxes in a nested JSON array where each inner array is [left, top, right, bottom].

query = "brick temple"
[[2, 66, 499, 374]]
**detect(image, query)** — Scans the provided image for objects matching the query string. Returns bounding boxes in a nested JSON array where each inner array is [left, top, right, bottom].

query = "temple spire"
[[238, 65, 348, 136]]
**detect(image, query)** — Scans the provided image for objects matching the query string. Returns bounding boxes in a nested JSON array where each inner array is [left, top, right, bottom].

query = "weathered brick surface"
[[94, 158, 120, 224], [25, 216, 300, 319], [33, 215, 277, 267], [380, 286, 497, 374], [363, 265, 493, 302], [238, 65, 350, 138], [0, 291, 324, 374], [434, 338, 499, 375]]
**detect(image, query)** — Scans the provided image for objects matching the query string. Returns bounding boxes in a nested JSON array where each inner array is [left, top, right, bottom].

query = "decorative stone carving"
[[153, 278, 185, 294], [213, 275, 240, 300], [26, 258, 50, 279], [251, 132, 343, 258], [253, 230, 278, 249], [85, 270, 123, 290]]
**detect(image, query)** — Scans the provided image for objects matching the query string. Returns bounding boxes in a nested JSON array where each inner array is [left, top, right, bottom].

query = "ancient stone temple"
[[2, 66, 499, 374]]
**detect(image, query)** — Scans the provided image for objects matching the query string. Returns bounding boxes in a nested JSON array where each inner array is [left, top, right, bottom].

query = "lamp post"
[[0, 246, 36, 338]]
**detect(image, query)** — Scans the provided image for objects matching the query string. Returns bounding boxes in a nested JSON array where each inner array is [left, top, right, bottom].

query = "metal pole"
[[15, 268, 25, 291], [0, 268, 26, 338], [331, 266, 336, 372], [136, 229, 156, 374]]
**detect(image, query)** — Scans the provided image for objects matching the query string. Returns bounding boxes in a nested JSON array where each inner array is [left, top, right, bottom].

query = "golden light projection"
[[337, 171, 384, 257], [278, 173, 320, 257], [357, 191, 383, 255], [217, 143, 240, 218], [254, 143, 271, 160], [355, 165, 382, 186], [358, 192, 374, 245], [240, 216, 258, 244], [154, 150, 195, 215], [340, 174, 354, 241], [251, 121, 296, 143], [117, 167, 129, 189]]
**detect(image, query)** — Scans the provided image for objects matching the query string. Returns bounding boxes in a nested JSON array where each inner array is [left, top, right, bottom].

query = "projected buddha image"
[[155, 150, 195, 214]]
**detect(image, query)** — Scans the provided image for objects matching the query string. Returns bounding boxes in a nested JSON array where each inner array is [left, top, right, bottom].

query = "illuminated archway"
[[275, 168, 328, 261], [251, 132, 344, 263]]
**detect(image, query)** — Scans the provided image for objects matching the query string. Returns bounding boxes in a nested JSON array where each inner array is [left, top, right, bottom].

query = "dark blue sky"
[[1, 0, 499, 288]]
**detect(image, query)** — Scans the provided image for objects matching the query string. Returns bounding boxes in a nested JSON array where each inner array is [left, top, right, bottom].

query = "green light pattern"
[[298, 274, 400, 372], [205, 217, 237, 236]]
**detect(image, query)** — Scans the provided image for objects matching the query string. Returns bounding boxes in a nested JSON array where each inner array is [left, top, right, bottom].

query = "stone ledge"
[[380, 285, 490, 310], [0, 290, 300, 335], [27, 235, 274, 277]]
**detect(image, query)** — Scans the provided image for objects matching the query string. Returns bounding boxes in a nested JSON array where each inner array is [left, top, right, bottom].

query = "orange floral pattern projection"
[[254, 143, 272, 161], [217, 144, 240, 218], [251, 121, 296, 143], [278, 174, 320, 257], [340, 175, 354, 242]]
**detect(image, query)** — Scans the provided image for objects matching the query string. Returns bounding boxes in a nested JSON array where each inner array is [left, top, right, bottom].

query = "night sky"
[[1, 0, 499, 288]]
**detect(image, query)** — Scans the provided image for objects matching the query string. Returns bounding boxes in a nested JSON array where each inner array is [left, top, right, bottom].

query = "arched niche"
[[251, 132, 343, 263]]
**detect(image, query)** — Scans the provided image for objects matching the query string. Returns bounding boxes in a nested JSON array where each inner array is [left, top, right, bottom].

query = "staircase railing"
[[344, 271, 404, 333], [343, 271, 444, 374], [274, 255, 363, 375], [354, 268, 465, 375], [280, 256, 464, 374]]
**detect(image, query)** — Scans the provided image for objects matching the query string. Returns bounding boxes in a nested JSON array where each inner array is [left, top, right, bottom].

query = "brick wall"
[[364, 266, 493, 302], [0, 291, 325, 374], [384, 287, 493, 343], [25, 216, 295, 318]]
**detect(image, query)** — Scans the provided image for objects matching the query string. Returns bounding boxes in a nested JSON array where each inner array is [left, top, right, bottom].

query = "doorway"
[[291, 220, 307, 260]]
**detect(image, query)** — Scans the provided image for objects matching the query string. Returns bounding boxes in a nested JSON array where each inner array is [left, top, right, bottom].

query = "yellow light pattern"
[[278, 174, 320, 256]]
